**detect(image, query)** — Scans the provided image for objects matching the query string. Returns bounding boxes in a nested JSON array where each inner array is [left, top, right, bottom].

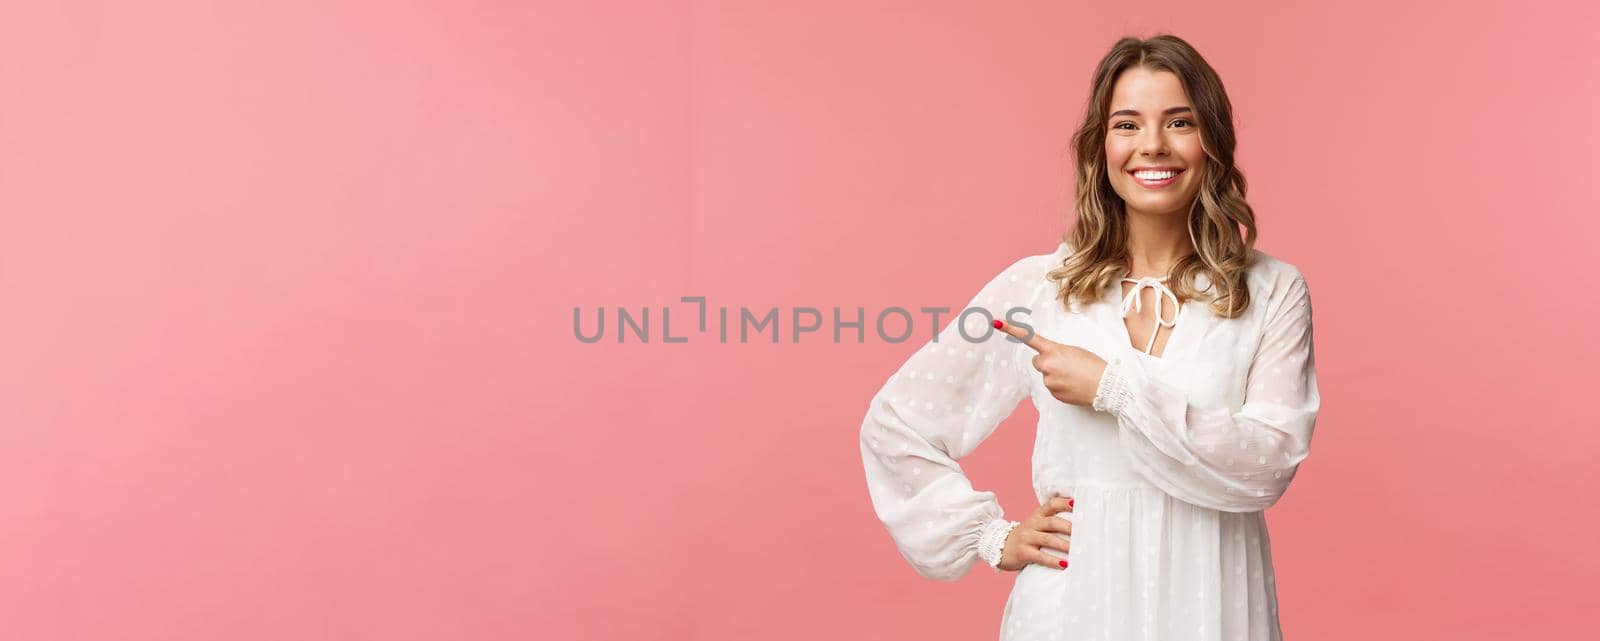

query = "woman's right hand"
[[996, 495, 1074, 571]]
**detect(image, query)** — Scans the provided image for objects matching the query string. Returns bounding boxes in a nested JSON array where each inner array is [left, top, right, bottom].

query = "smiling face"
[[1104, 67, 1207, 218]]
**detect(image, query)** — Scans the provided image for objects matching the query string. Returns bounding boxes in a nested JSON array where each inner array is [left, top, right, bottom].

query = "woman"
[[859, 34, 1320, 640]]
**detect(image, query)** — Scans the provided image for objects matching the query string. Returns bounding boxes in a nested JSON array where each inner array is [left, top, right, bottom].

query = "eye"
[[1112, 122, 1134, 130], [1170, 118, 1194, 128]]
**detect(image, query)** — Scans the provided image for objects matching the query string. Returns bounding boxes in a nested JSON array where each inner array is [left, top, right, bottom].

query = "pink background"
[[2, 1, 1596, 639]]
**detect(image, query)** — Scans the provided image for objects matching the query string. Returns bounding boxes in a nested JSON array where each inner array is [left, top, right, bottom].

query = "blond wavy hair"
[[1047, 34, 1257, 318]]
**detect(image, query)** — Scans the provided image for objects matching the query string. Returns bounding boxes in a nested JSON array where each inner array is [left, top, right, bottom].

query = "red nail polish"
[[1059, 559, 1068, 568], [1068, 499, 1075, 509], [993, 319, 1004, 329]]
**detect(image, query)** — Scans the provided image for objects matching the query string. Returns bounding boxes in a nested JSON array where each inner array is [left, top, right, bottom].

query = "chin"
[[1117, 185, 1198, 212], [1127, 197, 1191, 216]]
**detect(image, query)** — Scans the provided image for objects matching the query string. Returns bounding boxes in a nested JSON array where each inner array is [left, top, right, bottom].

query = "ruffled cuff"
[[977, 517, 1020, 572], [1092, 355, 1134, 415]]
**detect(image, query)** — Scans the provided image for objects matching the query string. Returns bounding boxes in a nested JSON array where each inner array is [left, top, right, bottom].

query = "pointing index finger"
[[993, 319, 1053, 353]]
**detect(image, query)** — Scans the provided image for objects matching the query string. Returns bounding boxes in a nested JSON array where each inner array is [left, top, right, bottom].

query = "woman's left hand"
[[994, 320, 1108, 408]]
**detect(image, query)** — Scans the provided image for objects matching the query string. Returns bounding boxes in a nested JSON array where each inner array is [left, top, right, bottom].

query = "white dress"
[[859, 241, 1320, 641]]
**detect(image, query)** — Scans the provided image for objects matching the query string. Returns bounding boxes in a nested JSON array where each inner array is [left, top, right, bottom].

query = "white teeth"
[[1134, 170, 1178, 180]]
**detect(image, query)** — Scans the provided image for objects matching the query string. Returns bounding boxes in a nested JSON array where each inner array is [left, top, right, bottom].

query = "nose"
[[1137, 127, 1169, 157]]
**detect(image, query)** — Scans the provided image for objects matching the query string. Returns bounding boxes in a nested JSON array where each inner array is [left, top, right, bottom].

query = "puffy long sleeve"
[[859, 257, 1039, 581], [1092, 274, 1320, 512]]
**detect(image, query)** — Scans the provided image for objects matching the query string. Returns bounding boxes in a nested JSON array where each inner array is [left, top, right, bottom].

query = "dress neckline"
[[1112, 275, 1184, 359]]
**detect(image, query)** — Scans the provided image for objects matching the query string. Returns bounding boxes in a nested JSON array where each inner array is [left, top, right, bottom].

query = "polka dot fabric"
[[859, 242, 1321, 640]]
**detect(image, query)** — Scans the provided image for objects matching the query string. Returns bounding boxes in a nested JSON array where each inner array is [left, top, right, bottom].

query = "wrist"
[[978, 517, 1021, 572], [1091, 355, 1133, 415]]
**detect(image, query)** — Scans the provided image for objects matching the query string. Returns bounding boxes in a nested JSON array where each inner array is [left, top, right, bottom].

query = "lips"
[[1128, 167, 1183, 188]]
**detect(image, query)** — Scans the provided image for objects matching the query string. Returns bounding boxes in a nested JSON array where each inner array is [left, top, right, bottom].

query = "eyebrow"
[[1109, 106, 1193, 118]]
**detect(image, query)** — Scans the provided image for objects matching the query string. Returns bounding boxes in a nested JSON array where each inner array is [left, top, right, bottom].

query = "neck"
[[1123, 205, 1196, 277]]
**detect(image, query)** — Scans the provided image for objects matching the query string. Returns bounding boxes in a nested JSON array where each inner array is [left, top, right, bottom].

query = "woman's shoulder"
[[1244, 248, 1312, 315], [988, 241, 1071, 281], [968, 242, 1069, 306], [1246, 247, 1307, 287], [1024, 241, 1073, 273]]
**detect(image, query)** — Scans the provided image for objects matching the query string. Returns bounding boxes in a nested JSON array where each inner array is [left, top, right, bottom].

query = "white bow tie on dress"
[[1118, 276, 1181, 355]]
